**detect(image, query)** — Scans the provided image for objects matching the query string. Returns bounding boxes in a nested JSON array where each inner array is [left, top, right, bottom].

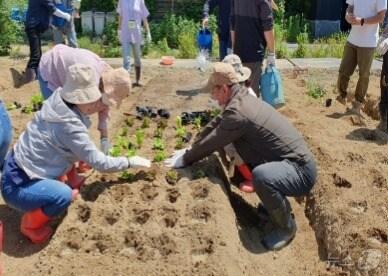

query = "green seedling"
[[175, 127, 186, 138], [152, 138, 165, 151], [109, 145, 121, 157], [31, 94, 44, 111], [141, 117, 150, 129], [154, 127, 163, 138], [21, 105, 33, 114], [125, 117, 134, 127], [307, 81, 326, 99], [153, 150, 167, 162], [135, 129, 145, 148], [210, 108, 221, 118], [119, 126, 128, 137], [115, 136, 128, 150], [176, 115, 183, 129], [157, 119, 168, 130], [194, 116, 202, 131], [165, 169, 179, 185], [175, 137, 184, 149], [119, 171, 136, 182], [126, 148, 137, 158], [193, 169, 206, 180]]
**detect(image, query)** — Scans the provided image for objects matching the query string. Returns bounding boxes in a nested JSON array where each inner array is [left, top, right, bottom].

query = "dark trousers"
[[252, 158, 317, 211], [26, 26, 42, 69], [218, 35, 231, 60], [244, 62, 263, 97], [380, 52, 388, 117]]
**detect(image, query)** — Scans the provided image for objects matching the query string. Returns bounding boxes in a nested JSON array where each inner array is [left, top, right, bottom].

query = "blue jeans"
[[0, 101, 12, 169], [38, 70, 53, 100], [1, 154, 72, 217], [252, 158, 317, 211], [122, 42, 141, 70], [53, 20, 78, 48]]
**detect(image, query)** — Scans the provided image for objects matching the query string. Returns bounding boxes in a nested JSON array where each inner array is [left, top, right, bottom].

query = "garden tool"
[[261, 198, 297, 250], [23, 68, 36, 84], [237, 164, 255, 193], [286, 57, 307, 77], [20, 208, 53, 244]]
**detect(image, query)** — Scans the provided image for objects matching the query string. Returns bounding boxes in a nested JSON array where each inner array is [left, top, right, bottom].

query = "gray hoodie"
[[14, 90, 129, 180]]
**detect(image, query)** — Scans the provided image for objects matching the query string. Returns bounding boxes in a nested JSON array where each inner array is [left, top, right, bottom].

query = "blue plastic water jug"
[[52, 3, 72, 28], [260, 66, 285, 107], [197, 28, 212, 51]]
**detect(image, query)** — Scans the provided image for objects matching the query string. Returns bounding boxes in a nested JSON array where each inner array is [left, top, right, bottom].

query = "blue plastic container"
[[52, 3, 72, 28], [260, 66, 285, 107], [10, 7, 26, 22], [197, 28, 212, 52]]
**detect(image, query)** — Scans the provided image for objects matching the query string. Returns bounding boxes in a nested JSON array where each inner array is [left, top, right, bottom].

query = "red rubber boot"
[[237, 164, 255, 193], [20, 208, 53, 244]]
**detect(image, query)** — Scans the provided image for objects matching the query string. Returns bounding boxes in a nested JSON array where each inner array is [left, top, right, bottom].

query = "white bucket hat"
[[222, 54, 251, 83], [60, 63, 101, 104]]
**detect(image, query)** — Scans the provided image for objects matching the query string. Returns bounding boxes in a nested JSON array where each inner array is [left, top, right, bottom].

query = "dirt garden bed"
[[0, 58, 387, 275]]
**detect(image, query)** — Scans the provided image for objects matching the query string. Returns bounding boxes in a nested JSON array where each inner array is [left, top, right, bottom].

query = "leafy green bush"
[[0, 0, 24, 55], [178, 32, 197, 58], [307, 80, 326, 99], [293, 32, 309, 58], [286, 14, 309, 43], [78, 36, 105, 56], [103, 19, 119, 47]]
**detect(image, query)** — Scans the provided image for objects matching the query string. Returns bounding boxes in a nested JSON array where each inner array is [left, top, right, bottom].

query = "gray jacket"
[[183, 85, 314, 167], [14, 90, 128, 180]]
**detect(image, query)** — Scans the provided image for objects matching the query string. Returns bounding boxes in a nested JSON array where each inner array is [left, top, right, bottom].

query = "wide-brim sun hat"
[[202, 62, 240, 93], [60, 63, 101, 104], [101, 68, 131, 108]]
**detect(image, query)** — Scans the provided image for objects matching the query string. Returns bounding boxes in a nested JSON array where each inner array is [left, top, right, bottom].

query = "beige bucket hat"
[[222, 54, 251, 83], [101, 68, 131, 108], [60, 63, 101, 104], [203, 62, 240, 93]]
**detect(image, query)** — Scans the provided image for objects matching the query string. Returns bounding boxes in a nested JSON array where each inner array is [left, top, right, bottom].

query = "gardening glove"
[[53, 8, 71, 22], [128, 156, 151, 168], [100, 137, 111, 155], [377, 36, 388, 56], [266, 52, 276, 67], [146, 30, 152, 43], [164, 150, 186, 168]]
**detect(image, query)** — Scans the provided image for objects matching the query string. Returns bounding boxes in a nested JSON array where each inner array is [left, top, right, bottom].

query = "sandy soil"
[[0, 57, 387, 276]]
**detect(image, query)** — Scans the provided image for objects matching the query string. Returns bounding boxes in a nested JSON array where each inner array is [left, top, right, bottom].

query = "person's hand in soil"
[[164, 148, 190, 168], [128, 156, 151, 168]]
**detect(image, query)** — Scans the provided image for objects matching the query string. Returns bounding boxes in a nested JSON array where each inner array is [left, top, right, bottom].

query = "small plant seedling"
[[175, 137, 184, 149], [119, 126, 128, 137], [165, 169, 179, 185], [31, 94, 44, 111], [115, 136, 128, 150], [210, 108, 221, 118], [141, 117, 150, 129], [135, 129, 145, 148], [152, 138, 165, 151], [125, 117, 134, 127], [176, 127, 186, 138], [157, 119, 168, 130], [154, 127, 163, 138], [193, 169, 206, 179], [21, 105, 33, 114], [194, 116, 202, 131], [136, 170, 157, 182], [109, 146, 121, 157], [153, 150, 167, 162], [127, 148, 137, 157], [119, 171, 136, 182], [307, 81, 326, 99], [176, 115, 183, 129]]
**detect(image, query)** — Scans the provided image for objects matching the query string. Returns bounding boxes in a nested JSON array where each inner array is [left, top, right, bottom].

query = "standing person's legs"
[[132, 43, 143, 87], [52, 27, 65, 45], [354, 46, 375, 104], [37, 69, 54, 99], [252, 158, 317, 250], [337, 42, 358, 104], [244, 62, 263, 97], [25, 26, 42, 82], [218, 34, 228, 60], [0, 102, 12, 169], [378, 52, 388, 131], [65, 21, 78, 48], [122, 43, 131, 71]]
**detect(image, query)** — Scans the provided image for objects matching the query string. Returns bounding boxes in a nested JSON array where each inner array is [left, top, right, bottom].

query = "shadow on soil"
[[346, 128, 388, 145]]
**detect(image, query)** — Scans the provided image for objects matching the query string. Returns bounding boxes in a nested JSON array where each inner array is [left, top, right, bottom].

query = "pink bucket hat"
[[101, 68, 131, 108]]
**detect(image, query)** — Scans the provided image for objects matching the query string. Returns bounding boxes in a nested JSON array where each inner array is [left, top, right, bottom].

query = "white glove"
[[53, 8, 71, 22], [266, 52, 276, 67], [164, 149, 187, 168], [146, 31, 152, 43], [100, 137, 111, 155], [128, 156, 151, 168], [377, 36, 388, 56]]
